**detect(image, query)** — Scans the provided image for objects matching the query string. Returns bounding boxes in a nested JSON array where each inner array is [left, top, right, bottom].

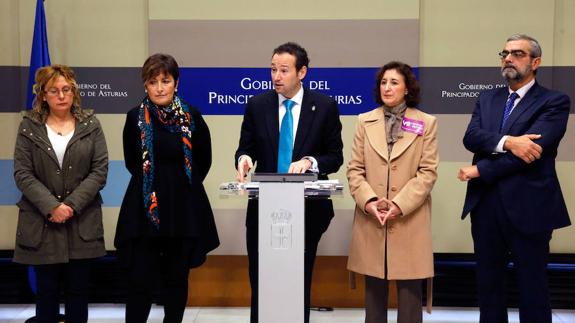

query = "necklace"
[[46, 115, 75, 136]]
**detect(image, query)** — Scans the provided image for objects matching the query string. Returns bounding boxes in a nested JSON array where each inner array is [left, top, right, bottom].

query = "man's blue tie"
[[277, 99, 295, 173], [500, 92, 519, 131]]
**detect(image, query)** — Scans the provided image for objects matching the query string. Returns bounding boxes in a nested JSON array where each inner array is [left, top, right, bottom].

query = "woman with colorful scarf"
[[115, 53, 219, 323]]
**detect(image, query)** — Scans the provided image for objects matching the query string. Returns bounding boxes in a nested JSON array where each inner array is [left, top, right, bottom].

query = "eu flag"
[[26, 0, 51, 295], [26, 0, 51, 109]]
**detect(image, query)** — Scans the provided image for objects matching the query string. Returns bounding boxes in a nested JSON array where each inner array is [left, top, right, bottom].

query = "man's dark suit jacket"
[[461, 82, 571, 234], [235, 88, 344, 229]]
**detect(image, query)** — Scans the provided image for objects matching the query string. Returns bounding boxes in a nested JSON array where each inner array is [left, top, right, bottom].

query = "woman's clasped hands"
[[365, 197, 402, 226]]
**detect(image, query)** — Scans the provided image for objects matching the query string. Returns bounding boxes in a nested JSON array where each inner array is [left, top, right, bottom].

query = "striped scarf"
[[138, 95, 194, 229]]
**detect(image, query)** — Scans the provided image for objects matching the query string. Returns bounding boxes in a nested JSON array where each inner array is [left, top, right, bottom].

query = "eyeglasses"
[[45, 87, 73, 97], [498, 50, 531, 60]]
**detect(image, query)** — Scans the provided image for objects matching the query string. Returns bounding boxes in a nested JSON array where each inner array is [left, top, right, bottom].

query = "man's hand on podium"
[[237, 155, 253, 183], [288, 158, 312, 173]]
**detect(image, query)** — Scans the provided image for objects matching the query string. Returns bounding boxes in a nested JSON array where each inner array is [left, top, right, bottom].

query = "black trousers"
[[471, 188, 552, 323], [246, 200, 333, 323], [125, 237, 193, 323], [34, 259, 92, 323], [364, 276, 422, 323]]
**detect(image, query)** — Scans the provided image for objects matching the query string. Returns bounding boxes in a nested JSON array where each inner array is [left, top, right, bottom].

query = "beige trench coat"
[[347, 107, 438, 280]]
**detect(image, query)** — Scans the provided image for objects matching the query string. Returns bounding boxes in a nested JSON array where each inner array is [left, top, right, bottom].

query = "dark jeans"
[[34, 259, 92, 323], [125, 237, 193, 323], [364, 276, 423, 323]]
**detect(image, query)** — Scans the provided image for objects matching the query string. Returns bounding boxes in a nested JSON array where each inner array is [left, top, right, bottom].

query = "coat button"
[[68, 165, 72, 169], [391, 165, 397, 171], [57, 195, 62, 199], [56, 170, 60, 175], [47, 147, 51, 151], [22, 129, 26, 132], [66, 191, 70, 194], [390, 186, 397, 192]]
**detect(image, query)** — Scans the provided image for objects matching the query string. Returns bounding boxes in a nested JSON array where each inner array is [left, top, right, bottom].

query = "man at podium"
[[235, 42, 344, 323]]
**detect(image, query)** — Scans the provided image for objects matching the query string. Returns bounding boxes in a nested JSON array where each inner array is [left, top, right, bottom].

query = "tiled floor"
[[0, 305, 574, 322]]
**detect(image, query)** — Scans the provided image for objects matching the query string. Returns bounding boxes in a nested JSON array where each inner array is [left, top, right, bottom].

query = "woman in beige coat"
[[347, 61, 438, 323]]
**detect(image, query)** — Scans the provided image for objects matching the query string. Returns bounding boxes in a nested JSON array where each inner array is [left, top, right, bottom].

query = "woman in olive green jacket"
[[13, 65, 108, 323]]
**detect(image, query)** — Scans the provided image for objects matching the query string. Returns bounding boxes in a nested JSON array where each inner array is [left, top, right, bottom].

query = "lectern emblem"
[[270, 209, 292, 249]]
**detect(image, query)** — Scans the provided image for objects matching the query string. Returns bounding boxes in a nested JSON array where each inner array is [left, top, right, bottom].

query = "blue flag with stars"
[[26, 0, 51, 295], [26, 0, 51, 109]]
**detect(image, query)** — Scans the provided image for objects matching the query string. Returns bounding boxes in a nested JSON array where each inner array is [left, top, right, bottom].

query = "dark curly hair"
[[374, 61, 420, 107]]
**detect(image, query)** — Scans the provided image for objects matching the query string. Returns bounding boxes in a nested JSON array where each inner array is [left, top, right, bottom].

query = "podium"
[[253, 173, 315, 323], [219, 174, 342, 323]]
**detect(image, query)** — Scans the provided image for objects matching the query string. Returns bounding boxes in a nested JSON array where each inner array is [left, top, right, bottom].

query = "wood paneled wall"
[[187, 255, 398, 308]]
